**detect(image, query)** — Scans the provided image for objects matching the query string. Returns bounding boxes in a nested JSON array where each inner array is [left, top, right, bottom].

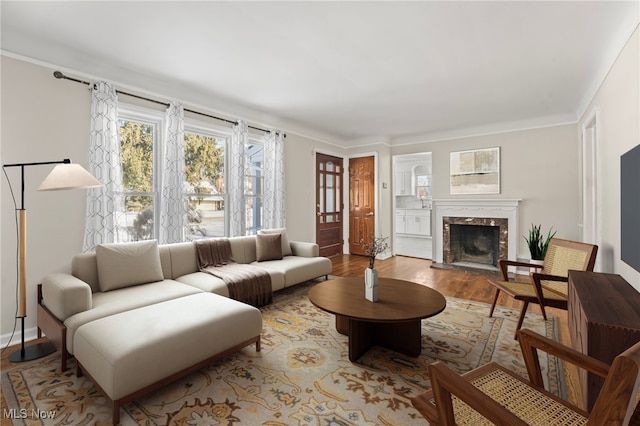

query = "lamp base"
[[7, 341, 56, 363]]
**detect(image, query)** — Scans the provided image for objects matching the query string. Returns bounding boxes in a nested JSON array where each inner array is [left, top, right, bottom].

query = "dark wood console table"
[[567, 270, 640, 410]]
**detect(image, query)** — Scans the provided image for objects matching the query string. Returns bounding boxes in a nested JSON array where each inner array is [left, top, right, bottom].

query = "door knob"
[[317, 212, 322, 216], [366, 212, 374, 216]]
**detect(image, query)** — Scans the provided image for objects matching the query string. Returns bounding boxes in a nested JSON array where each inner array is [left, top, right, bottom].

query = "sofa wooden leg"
[[112, 401, 120, 425], [256, 335, 261, 352]]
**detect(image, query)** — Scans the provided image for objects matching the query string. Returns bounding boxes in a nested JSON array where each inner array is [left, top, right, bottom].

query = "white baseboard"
[[1, 326, 40, 349]]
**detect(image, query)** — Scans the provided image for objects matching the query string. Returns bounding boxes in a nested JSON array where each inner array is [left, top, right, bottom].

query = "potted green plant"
[[524, 224, 556, 261]]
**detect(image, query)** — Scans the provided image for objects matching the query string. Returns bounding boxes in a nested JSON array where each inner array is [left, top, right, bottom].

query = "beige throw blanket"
[[194, 238, 272, 307]]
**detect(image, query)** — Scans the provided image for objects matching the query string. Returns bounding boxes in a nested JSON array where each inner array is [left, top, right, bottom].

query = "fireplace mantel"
[[432, 199, 521, 265]]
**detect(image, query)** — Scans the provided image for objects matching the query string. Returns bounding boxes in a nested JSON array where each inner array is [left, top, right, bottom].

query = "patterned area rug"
[[2, 279, 563, 425]]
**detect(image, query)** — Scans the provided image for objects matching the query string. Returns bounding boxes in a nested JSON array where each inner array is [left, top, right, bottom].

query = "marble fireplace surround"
[[432, 199, 521, 269]]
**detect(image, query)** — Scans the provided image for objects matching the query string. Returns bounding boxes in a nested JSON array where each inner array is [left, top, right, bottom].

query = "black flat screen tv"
[[621, 144, 640, 272]]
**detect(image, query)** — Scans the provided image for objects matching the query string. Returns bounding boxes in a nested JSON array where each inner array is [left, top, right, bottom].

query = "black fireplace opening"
[[449, 224, 501, 268]]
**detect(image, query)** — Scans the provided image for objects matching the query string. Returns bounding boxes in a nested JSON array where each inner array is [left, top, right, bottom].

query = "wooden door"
[[349, 156, 375, 256], [316, 153, 344, 257]]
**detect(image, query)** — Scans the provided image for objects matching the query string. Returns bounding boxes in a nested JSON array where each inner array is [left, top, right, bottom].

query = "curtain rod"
[[53, 71, 285, 137]]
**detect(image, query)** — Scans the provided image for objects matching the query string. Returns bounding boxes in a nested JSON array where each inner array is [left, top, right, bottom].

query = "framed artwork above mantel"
[[449, 147, 500, 195]]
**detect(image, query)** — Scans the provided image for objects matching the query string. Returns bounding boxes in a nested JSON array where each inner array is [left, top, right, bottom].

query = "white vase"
[[365, 267, 378, 302]]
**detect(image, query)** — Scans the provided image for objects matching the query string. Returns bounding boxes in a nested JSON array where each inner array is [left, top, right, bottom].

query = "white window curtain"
[[263, 130, 286, 229], [83, 81, 126, 251], [228, 120, 248, 236], [159, 102, 186, 244]]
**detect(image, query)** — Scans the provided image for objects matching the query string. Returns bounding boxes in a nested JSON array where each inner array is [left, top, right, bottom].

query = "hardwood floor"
[[331, 254, 582, 407], [1, 254, 583, 417]]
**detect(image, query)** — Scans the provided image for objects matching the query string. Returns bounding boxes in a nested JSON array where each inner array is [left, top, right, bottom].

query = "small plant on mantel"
[[363, 236, 390, 269], [524, 224, 556, 261]]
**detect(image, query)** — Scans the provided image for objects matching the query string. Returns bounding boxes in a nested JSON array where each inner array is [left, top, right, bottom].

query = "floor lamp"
[[2, 158, 102, 362]]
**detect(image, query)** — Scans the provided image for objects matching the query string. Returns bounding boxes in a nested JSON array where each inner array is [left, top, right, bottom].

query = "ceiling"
[[1, 1, 638, 146]]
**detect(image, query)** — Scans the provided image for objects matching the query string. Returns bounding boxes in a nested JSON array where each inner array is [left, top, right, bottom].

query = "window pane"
[[245, 195, 262, 235], [184, 132, 226, 239], [326, 182, 334, 213], [119, 120, 154, 192], [319, 172, 325, 213], [184, 132, 225, 195], [124, 195, 154, 241], [187, 194, 225, 239], [246, 145, 263, 194], [246, 144, 263, 234], [336, 178, 341, 212]]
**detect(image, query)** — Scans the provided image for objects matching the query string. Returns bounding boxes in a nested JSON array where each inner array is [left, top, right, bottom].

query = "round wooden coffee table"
[[308, 277, 446, 361]]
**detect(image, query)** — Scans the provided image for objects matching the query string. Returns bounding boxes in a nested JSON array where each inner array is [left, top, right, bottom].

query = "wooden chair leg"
[[489, 288, 500, 317], [514, 301, 529, 340], [539, 304, 548, 320]]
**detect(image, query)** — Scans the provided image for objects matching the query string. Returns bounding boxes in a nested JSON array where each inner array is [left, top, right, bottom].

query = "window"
[[118, 104, 264, 241], [245, 140, 263, 235], [184, 130, 226, 239], [416, 174, 431, 199], [118, 110, 161, 242]]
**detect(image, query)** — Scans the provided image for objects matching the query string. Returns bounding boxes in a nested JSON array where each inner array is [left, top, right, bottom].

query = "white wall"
[[1, 55, 92, 342], [579, 27, 640, 289], [391, 123, 580, 260]]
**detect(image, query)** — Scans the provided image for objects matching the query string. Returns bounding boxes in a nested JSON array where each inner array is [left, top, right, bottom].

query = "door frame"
[[346, 151, 379, 254], [313, 148, 347, 252], [581, 107, 602, 271]]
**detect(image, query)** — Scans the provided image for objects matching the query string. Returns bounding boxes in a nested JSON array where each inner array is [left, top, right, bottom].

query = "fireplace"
[[432, 199, 520, 272], [443, 217, 508, 270]]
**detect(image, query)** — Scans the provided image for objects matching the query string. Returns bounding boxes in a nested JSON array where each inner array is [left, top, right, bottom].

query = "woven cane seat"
[[492, 280, 566, 301], [413, 363, 588, 426]]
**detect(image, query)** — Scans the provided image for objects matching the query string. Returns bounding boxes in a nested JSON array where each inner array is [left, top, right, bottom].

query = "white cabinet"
[[395, 209, 432, 259], [404, 209, 431, 236], [395, 172, 413, 195], [395, 209, 407, 234], [395, 235, 433, 259]]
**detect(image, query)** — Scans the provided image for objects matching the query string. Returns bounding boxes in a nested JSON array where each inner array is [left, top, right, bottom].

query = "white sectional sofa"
[[37, 233, 332, 372]]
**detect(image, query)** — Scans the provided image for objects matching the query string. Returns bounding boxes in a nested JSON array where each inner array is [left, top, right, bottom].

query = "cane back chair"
[[411, 329, 640, 425], [487, 238, 597, 338]]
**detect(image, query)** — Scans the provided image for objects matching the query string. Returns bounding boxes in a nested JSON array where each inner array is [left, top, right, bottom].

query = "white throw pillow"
[[258, 228, 292, 256], [96, 240, 164, 292]]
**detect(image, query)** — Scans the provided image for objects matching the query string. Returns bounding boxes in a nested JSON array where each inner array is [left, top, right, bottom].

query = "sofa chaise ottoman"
[[74, 292, 262, 425], [37, 230, 332, 371]]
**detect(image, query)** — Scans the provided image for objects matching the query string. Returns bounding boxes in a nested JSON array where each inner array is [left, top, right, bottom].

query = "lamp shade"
[[37, 163, 103, 191]]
